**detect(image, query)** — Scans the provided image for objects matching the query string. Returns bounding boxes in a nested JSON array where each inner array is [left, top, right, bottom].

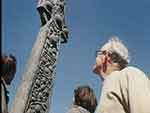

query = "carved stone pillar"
[[10, 0, 68, 113]]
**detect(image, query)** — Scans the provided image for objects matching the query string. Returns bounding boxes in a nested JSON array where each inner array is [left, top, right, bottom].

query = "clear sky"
[[2, 0, 150, 113]]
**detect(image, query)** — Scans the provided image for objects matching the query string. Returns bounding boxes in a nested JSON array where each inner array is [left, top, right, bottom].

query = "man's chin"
[[92, 65, 100, 75], [93, 68, 104, 81]]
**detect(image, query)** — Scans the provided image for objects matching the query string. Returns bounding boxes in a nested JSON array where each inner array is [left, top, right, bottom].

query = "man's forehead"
[[100, 42, 112, 52], [99, 38, 129, 63]]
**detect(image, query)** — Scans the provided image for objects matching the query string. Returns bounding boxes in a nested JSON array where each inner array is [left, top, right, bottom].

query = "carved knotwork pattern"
[[24, 0, 68, 113], [37, 0, 68, 43], [25, 34, 59, 113]]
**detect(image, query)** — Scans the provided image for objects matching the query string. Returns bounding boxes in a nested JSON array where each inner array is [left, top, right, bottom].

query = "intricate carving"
[[37, 0, 68, 43], [23, 0, 69, 113], [25, 36, 57, 113]]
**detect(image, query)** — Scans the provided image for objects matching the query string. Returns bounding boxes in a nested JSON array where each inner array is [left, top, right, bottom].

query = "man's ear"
[[102, 56, 107, 73]]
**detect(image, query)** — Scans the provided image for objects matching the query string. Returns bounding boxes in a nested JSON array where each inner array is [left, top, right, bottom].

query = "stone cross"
[[10, 0, 68, 113]]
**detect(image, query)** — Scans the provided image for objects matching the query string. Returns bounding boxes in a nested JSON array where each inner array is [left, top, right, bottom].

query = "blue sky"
[[2, 0, 150, 113]]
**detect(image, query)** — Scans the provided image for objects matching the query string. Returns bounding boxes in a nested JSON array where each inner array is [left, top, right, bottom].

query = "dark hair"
[[110, 52, 128, 70], [2, 54, 17, 76], [74, 85, 97, 113]]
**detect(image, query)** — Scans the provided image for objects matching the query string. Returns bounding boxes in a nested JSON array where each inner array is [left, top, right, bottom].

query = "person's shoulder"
[[122, 66, 143, 73], [121, 66, 145, 76], [105, 66, 145, 84], [67, 105, 89, 113], [67, 106, 80, 113], [121, 66, 149, 82]]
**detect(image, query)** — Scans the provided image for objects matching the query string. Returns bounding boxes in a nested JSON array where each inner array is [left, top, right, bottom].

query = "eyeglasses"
[[95, 50, 107, 57]]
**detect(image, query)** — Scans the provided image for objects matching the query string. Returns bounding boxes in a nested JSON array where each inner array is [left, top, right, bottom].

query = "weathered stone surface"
[[10, 0, 68, 113]]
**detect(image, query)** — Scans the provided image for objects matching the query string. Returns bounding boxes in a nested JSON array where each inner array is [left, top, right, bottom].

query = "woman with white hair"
[[93, 37, 150, 113]]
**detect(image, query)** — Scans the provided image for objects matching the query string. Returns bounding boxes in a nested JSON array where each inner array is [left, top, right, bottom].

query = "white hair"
[[101, 36, 130, 63]]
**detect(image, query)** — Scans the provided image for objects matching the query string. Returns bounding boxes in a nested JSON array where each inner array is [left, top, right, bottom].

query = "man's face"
[[93, 51, 106, 75]]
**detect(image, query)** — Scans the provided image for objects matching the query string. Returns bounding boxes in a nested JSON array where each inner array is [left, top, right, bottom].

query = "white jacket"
[[96, 66, 150, 113]]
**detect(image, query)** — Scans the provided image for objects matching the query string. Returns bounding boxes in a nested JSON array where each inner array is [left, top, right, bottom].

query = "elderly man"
[[1, 54, 17, 113], [93, 37, 150, 113]]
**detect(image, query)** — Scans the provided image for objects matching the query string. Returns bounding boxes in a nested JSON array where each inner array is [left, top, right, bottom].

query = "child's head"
[[74, 85, 97, 113]]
